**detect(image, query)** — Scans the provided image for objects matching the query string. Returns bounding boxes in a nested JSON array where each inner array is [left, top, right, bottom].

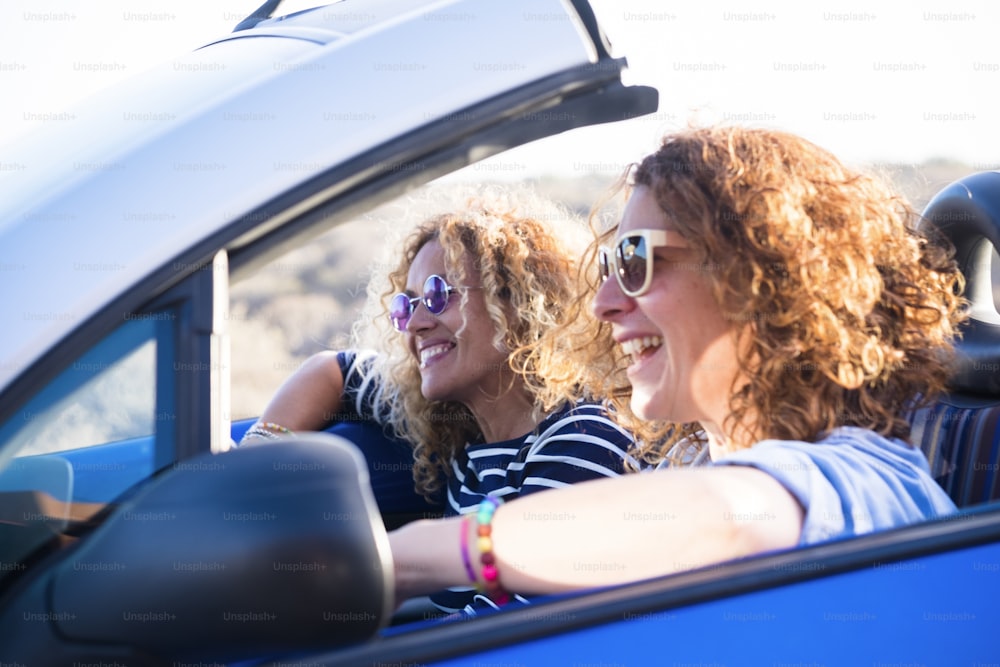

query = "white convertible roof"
[[0, 0, 599, 392]]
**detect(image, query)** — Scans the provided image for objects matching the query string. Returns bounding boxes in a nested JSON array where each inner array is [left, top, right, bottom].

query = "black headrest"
[[920, 171, 1000, 396]]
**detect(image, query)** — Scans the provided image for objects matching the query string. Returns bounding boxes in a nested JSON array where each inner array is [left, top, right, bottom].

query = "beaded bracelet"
[[259, 421, 293, 435], [474, 496, 510, 605]]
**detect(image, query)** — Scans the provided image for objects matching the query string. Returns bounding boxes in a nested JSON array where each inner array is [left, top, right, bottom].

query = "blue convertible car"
[[1, 0, 999, 664]]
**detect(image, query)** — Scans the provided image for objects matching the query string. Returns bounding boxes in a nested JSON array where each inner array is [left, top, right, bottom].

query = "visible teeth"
[[420, 343, 453, 366], [621, 336, 663, 359]]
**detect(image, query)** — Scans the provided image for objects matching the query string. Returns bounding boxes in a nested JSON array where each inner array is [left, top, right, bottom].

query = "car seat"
[[911, 171, 1000, 507]]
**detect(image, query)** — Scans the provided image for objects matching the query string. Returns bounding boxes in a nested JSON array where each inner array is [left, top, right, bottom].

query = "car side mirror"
[[9, 434, 392, 663]]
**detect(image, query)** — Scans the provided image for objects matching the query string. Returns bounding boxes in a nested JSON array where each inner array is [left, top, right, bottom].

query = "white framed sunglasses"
[[598, 228, 670, 297]]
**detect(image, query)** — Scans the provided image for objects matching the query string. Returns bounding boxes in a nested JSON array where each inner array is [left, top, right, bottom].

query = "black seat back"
[[912, 171, 1000, 507]]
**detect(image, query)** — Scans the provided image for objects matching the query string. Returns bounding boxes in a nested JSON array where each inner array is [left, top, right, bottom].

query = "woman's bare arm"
[[389, 466, 803, 601], [256, 350, 346, 431]]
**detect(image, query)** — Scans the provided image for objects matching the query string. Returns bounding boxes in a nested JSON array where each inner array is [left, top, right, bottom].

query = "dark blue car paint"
[[429, 538, 1000, 665]]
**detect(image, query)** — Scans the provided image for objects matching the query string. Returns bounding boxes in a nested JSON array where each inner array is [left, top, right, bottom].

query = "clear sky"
[[1, 0, 997, 179]]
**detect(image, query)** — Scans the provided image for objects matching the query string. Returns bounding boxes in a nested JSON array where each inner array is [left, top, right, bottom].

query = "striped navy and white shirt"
[[446, 401, 636, 515]]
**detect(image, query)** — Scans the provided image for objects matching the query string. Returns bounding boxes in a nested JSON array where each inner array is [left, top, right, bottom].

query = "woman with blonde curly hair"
[[243, 188, 635, 612], [389, 125, 966, 605]]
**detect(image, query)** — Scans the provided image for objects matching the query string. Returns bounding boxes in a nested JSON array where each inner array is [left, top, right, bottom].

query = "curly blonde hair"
[[356, 187, 596, 500], [543, 125, 967, 464]]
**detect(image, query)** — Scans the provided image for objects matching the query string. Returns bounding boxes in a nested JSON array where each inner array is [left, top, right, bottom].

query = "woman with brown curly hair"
[[243, 188, 635, 612], [389, 126, 965, 605]]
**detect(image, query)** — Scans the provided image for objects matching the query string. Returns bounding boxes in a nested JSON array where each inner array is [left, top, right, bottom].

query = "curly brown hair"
[[356, 187, 597, 500], [542, 125, 967, 463]]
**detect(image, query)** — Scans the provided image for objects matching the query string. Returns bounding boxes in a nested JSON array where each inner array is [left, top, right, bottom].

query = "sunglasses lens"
[[423, 275, 450, 314], [389, 293, 412, 331], [598, 248, 611, 283], [617, 235, 648, 294], [390, 275, 454, 332]]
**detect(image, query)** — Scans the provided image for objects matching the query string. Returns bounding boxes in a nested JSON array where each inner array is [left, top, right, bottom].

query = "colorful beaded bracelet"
[[475, 496, 510, 605]]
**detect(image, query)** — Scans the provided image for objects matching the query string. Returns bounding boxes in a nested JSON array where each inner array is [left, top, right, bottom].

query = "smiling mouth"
[[620, 336, 663, 364], [419, 342, 455, 368]]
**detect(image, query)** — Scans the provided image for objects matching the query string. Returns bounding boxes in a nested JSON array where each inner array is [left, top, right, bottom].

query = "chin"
[[419, 379, 442, 402], [632, 384, 682, 422], [630, 391, 660, 421], [420, 380, 455, 404]]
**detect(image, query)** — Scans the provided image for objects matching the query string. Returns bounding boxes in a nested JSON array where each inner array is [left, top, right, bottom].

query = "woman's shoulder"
[[536, 400, 615, 426], [533, 400, 634, 444], [752, 426, 918, 461], [716, 426, 956, 544], [337, 348, 379, 372]]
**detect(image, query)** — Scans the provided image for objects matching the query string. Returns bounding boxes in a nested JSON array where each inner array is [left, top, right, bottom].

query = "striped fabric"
[[446, 402, 636, 515], [910, 398, 1000, 508], [434, 401, 634, 613]]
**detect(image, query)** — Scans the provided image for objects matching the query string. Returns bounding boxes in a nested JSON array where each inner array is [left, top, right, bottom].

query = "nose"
[[592, 273, 635, 323], [405, 298, 435, 334]]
